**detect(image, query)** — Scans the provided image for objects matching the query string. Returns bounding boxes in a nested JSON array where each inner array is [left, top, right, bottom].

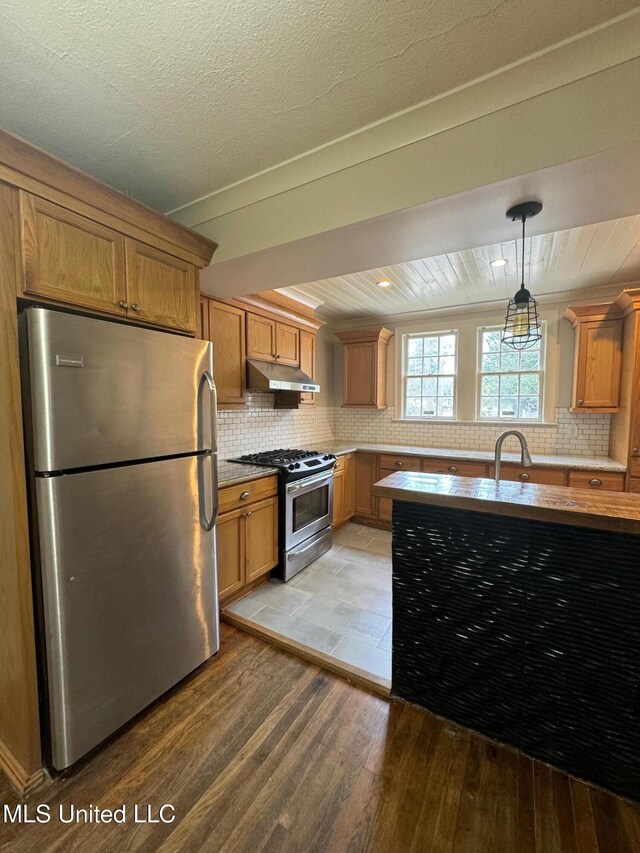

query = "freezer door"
[[23, 307, 216, 472], [35, 455, 219, 770]]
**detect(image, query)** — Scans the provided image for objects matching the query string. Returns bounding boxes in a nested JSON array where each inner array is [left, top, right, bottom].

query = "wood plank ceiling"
[[281, 216, 640, 320]]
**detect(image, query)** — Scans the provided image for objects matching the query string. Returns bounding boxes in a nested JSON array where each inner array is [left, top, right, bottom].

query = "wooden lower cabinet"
[[216, 482, 278, 604], [332, 454, 355, 529], [355, 451, 623, 527], [354, 452, 379, 519]]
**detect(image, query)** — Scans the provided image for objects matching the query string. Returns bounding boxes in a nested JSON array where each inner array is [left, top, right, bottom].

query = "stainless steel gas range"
[[230, 449, 336, 581]]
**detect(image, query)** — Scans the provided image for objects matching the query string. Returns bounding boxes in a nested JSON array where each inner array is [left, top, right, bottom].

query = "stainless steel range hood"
[[247, 358, 320, 393]]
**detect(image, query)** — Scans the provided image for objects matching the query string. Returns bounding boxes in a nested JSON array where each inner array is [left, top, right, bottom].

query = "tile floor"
[[225, 522, 392, 683]]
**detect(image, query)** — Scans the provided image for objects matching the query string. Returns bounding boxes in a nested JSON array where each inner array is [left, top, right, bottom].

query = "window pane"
[[438, 397, 454, 417], [482, 331, 501, 353], [407, 358, 422, 375], [482, 353, 500, 372], [520, 373, 539, 395], [500, 397, 518, 417], [423, 377, 437, 397], [406, 377, 421, 396], [500, 352, 519, 372], [424, 356, 439, 374], [500, 374, 518, 396], [423, 336, 439, 356], [481, 375, 499, 396], [440, 334, 456, 355], [438, 376, 453, 397], [519, 396, 540, 419], [408, 338, 423, 358], [520, 351, 540, 370], [406, 397, 420, 416], [480, 397, 499, 418], [440, 355, 455, 374], [421, 398, 437, 416]]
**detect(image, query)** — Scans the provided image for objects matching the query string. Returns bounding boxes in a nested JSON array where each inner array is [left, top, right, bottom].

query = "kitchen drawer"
[[333, 455, 346, 473], [218, 475, 278, 513], [489, 465, 566, 486], [422, 459, 488, 478], [568, 470, 626, 492], [379, 454, 422, 472]]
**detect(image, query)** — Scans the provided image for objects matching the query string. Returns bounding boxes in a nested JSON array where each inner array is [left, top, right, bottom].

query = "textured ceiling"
[[281, 216, 640, 320], [0, 0, 636, 211]]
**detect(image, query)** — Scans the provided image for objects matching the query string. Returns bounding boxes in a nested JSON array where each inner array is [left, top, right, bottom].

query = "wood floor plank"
[[0, 625, 638, 853]]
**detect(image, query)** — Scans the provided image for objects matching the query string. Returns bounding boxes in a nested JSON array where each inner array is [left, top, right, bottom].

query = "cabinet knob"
[[589, 478, 603, 487], [632, 448, 639, 456], [447, 465, 458, 474], [240, 491, 250, 500], [395, 460, 404, 467], [117, 300, 129, 309], [130, 303, 141, 312], [241, 511, 252, 518], [274, 354, 281, 360], [519, 473, 531, 481], [577, 400, 584, 406]]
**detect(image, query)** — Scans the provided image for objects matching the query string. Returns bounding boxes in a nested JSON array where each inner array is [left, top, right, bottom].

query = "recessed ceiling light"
[[490, 258, 508, 268], [377, 279, 392, 287]]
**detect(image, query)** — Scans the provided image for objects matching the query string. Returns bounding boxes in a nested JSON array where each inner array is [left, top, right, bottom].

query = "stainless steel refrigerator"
[[20, 307, 219, 771]]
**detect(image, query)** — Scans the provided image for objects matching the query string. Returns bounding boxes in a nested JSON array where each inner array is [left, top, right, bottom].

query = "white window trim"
[[475, 322, 547, 423], [393, 306, 560, 425], [402, 330, 458, 420]]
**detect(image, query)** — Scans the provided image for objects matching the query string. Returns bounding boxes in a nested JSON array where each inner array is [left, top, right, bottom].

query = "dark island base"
[[391, 500, 640, 802]]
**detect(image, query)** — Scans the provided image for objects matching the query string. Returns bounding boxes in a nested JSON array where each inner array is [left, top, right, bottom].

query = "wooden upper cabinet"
[[299, 329, 316, 405], [246, 313, 276, 361], [246, 312, 300, 366], [20, 191, 127, 315], [203, 298, 246, 408], [564, 305, 624, 412], [276, 322, 299, 366], [337, 327, 393, 408], [125, 240, 197, 333]]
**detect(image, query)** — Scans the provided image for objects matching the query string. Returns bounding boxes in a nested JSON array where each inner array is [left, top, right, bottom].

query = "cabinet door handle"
[[117, 300, 129, 309], [589, 478, 603, 487], [577, 399, 584, 406], [395, 460, 404, 467], [274, 353, 281, 360], [240, 491, 250, 500], [241, 511, 252, 518], [519, 473, 531, 481], [130, 303, 141, 312], [447, 465, 458, 474]]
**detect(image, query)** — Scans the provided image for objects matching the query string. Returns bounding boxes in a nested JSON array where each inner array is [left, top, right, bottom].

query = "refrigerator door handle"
[[198, 370, 217, 453], [197, 451, 218, 532]]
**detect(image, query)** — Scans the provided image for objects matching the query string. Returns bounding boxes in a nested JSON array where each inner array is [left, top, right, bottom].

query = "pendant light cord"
[[521, 215, 526, 290]]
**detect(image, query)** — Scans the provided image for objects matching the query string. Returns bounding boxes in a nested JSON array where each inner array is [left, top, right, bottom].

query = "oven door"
[[285, 470, 334, 549]]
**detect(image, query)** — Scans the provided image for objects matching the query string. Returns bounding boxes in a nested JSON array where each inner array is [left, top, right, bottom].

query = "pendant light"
[[501, 201, 542, 350]]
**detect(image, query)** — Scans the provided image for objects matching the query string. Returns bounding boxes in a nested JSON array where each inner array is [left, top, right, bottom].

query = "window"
[[478, 326, 544, 420], [403, 331, 457, 418]]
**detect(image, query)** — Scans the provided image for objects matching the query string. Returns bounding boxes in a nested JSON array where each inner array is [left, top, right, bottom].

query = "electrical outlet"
[[569, 423, 579, 439]]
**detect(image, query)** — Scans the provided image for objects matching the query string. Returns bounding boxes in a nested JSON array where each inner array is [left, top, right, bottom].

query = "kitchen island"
[[373, 472, 640, 801]]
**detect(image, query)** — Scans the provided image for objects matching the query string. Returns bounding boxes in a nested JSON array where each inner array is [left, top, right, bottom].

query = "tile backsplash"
[[217, 395, 611, 458]]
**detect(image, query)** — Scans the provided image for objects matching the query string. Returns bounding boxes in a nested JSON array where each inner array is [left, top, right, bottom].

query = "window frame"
[[475, 322, 547, 423], [401, 329, 459, 421]]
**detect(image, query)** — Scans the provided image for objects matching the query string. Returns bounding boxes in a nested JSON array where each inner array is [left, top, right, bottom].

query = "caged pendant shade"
[[501, 201, 542, 351]]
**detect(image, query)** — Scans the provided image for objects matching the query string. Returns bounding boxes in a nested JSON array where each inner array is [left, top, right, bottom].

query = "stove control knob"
[[323, 455, 331, 460], [294, 463, 301, 469], [288, 464, 295, 470]]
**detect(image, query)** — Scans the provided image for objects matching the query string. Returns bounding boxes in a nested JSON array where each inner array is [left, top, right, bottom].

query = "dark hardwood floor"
[[1, 624, 639, 852]]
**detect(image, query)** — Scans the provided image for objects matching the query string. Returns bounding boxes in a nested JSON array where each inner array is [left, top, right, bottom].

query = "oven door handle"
[[286, 470, 334, 493]]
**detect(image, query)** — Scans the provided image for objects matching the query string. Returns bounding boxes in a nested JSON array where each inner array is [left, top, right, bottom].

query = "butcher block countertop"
[[373, 471, 640, 536]]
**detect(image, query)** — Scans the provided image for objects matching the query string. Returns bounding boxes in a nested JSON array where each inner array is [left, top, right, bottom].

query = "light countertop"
[[311, 442, 625, 473], [373, 471, 640, 536], [217, 460, 278, 487]]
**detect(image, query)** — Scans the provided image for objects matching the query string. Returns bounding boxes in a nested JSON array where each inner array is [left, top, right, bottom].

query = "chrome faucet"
[[494, 430, 532, 482]]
